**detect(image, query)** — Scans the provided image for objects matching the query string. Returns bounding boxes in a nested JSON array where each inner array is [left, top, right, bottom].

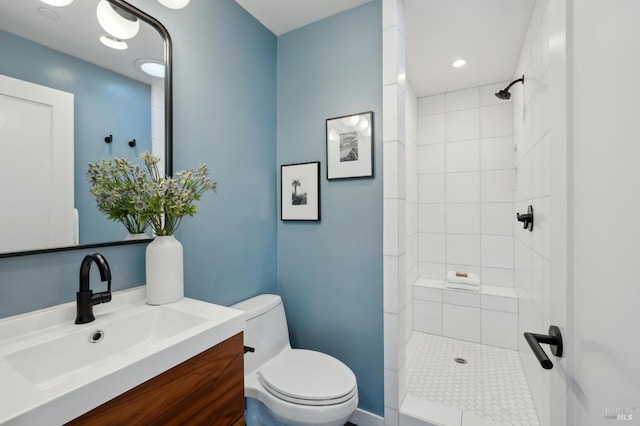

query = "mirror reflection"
[[0, 0, 167, 254]]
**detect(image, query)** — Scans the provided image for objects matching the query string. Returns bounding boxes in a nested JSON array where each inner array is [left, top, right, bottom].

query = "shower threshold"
[[401, 332, 540, 426]]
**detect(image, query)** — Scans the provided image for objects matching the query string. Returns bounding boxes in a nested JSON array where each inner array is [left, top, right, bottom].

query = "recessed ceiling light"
[[40, 0, 74, 6], [452, 59, 467, 68], [97, 0, 140, 40], [99, 35, 128, 50], [157, 0, 191, 9], [135, 59, 165, 79]]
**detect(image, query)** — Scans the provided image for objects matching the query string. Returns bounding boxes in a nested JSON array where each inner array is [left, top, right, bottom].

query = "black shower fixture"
[[495, 75, 525, 100]]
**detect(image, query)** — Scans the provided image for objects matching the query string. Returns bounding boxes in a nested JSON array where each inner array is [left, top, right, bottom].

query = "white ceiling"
[[234, 0, 373, 36], [237, 0, 535, 98], [404, 0, 535, 97]]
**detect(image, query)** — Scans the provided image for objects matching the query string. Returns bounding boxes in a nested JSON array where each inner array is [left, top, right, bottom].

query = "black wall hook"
[[128, 139, 136, 147], [517, 205, 534, 231], [104, 134, 113, 144]]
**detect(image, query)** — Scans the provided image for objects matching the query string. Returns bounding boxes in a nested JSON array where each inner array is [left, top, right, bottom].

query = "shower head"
[[495, 75, 525, 100]]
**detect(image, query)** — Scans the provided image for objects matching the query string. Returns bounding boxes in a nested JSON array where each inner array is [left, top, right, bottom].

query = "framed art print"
[[281, 161, 321, 221], [326, 111, 374, 180]]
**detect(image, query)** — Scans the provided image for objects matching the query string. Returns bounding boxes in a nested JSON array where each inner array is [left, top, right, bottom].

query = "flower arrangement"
[[87, 152, 216, 237], [87, 158, 150, 235]]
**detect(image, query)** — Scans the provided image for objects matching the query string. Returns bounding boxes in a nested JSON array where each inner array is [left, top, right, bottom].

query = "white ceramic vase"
[[145, 235, 184, 305]]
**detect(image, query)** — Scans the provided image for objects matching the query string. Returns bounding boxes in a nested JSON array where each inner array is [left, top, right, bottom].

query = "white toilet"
[[232, 294, 358, 426]]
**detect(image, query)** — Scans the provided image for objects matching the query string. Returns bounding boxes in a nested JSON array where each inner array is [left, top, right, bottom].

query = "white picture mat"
[[281, 162, 319, 220], [326, 112, 373, 179]]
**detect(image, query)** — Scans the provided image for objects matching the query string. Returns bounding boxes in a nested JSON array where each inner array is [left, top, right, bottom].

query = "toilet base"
[[245, 398, 353, 426]]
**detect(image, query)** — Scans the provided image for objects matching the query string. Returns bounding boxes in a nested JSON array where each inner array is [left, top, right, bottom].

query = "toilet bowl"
[[232, 294, 358, 426]]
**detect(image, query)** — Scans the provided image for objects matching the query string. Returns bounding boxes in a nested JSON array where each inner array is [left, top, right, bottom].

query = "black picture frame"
[[280, 161, 321, 221], [326, 111, 374, 180]]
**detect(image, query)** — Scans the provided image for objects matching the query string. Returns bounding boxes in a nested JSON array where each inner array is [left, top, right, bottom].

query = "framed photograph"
[[326, 111, 374, 180], [281, 161, 321, 221]]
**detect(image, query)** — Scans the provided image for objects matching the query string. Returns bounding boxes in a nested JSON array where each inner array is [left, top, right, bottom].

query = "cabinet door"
[[68, 333, 245, 425]]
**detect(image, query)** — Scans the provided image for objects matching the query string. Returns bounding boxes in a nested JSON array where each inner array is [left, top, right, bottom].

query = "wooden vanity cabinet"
[[68, 333, 245, 426]]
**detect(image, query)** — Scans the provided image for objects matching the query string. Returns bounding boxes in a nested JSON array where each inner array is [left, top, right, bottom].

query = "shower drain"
[[454, 357, 467, 364]]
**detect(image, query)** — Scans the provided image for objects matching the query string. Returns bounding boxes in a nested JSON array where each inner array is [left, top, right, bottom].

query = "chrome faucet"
[[75, 253, 112, 324]]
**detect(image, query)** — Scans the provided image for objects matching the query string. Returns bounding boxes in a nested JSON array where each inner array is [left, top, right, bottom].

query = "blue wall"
[[0, 29, 152, 245], [162, 0, 278, 305], [276, 1, 383, 416]]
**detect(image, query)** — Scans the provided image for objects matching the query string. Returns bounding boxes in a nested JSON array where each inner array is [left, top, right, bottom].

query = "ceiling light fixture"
[[40, 0, 74, 6], [97, 0, 140, 40], [157, 0, 191, 9], [135, 59, 165, 79], [99, 35, 128, 50], [452, 59, 467, 68]]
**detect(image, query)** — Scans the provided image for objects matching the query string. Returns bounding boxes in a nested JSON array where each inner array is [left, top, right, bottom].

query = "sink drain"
[[89, 330, 104, 343], [454, 357, 467, 364]]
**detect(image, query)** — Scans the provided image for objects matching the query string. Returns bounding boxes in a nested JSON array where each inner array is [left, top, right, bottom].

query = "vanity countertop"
[[0, 286, 245, 425]]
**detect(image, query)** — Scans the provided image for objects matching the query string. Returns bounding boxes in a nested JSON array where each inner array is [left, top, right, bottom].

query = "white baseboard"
[[349, 408, 385, 426]]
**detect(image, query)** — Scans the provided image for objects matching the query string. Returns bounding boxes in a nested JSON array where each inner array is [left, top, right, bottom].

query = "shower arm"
[[504, 75, 525, 91]]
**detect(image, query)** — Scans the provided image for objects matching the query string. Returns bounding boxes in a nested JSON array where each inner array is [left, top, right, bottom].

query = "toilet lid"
[[258, 349, 357, 406]]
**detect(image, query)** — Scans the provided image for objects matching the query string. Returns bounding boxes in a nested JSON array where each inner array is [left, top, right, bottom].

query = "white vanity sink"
[[0, 287, 245, 425]]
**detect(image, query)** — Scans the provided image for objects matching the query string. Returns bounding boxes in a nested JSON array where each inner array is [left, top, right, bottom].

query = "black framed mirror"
[[0, 0, 172, 258]]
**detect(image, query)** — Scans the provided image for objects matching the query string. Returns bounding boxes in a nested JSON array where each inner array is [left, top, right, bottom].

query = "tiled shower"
[[389, 0, 557, 424]]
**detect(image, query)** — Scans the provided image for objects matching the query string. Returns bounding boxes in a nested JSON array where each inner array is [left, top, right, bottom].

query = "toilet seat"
[[258, 349, 357, 406]]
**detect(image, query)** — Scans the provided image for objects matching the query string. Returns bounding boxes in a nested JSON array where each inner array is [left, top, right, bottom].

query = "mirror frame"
[[0, 0, 172, 259]]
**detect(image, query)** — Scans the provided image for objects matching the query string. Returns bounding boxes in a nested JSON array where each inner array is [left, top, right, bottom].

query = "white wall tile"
[[446, 140, 480, 172], [414, 299, 442, 335], [419, 262, 446, 280], [384, 407, 399, 426], [481, 203, 514, 236], [446, 172, 480, 203], [481, 293, 518, 313], [419, 204, 445, 233], [384, 255, 399, 313], [480, 136, 514, 170], [418, 114, 445, 145], [418, 144, 445, 174], [446, 203, 480, 234], [418, 174, 445, 203], [443, 304, 481, 342], [443, 289, 481, 308], [445, 87, 479, 112], [481, 235, 514, 268], [414, 285, 442, 302], [418, 233, 445, 263], [418, 95, 445, 116], [481, 170, 515, 202], [446, 234, 480, 266], [481, 310, 518, 350], [406, 234, 418, 272], [384, 313, 399, 370], [383, 84, 399, 142], [446, 109, 480, 142], [406, 204, 418, 237], [480, 103, 513, 138], [384, 368, 399, 409], [481, 267, 514, 287], [383, 27, 398, 86], [384, 142, 400, 199], [384, 200, 399, 256]]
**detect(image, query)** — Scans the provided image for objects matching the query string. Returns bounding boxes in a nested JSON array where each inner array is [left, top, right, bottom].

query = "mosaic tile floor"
[[406, 332, 540, 426]]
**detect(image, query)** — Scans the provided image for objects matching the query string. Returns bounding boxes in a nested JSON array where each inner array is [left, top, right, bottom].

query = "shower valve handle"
[[516, 205, 534, 231], [524, 325, 563, 370]]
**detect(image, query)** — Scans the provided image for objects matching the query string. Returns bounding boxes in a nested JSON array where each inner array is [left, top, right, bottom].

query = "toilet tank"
[[231, 294, 291, 375]]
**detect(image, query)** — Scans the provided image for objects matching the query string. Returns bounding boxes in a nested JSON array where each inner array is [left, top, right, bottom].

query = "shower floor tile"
[[405, 332, 540, 426]]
